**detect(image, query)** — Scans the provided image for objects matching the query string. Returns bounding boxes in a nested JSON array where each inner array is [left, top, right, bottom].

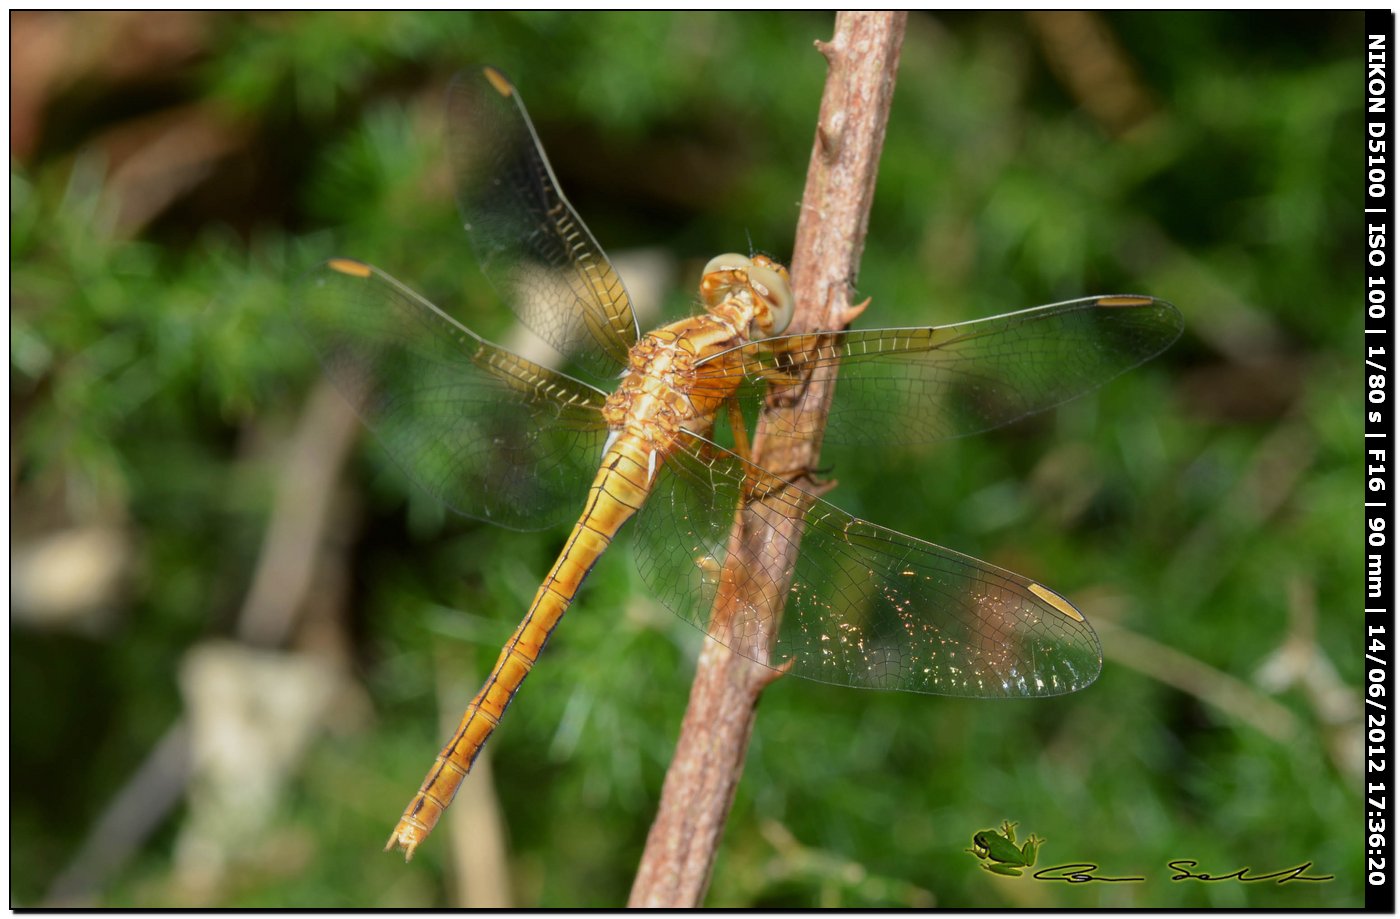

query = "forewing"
[[295, 258, 608, 530], [709, 295, 1182, 446], [634, 437, 1101, 697], [446, 66, 639, 381]]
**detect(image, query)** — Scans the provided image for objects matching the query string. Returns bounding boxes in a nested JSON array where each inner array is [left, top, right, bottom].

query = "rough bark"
[[628, 11, 906, 907]]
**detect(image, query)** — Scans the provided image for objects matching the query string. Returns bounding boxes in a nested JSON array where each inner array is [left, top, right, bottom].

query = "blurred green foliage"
[[11, 10, 1365, 907]]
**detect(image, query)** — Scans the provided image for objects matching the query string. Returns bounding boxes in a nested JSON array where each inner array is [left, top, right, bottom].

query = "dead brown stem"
[[627, 11, 906, 907]]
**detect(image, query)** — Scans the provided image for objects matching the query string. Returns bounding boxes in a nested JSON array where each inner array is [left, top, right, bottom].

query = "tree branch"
[[628, 12, 906, 907]]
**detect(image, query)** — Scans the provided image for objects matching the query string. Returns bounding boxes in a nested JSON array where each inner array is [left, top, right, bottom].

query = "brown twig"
[[236, 378, 362, 648], [627, 12, 906, 907]]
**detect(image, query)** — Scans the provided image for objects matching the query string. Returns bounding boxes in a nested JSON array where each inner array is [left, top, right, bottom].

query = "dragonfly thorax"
[[601, 325, 719, 456], [599, 254, 793, 455]]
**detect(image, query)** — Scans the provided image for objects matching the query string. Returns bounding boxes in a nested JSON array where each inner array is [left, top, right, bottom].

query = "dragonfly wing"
[[634, 436, 1101, 697], [295, 258, 608, 531], [446, 66, 640, 382], [707, 295, 1182, 446]]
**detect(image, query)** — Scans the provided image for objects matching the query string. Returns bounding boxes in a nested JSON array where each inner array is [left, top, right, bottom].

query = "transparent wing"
[[294, 258, 609, 531], [634, 436, 1101, 697], [704, 295, 1182, 446], [446, 66, 640, 381]]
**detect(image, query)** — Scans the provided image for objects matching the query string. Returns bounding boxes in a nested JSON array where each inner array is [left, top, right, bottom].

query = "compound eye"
[[702, 252, 753, 277], [746, 263, 795, 336]]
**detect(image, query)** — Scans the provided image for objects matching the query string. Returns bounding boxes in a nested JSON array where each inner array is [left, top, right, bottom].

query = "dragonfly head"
[[700, 252, 795, 338]]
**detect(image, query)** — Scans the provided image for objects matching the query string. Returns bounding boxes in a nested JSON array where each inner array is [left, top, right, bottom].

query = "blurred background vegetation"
[[11, 10, 1365, 908]]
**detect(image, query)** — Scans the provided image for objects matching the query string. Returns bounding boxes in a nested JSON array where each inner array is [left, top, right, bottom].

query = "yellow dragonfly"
[[295, 66, 1182, 860]]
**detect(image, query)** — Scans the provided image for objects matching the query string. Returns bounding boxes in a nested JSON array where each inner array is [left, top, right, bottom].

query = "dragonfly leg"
[[760, 297, 872, 392], [757, 302, 868, 412], [756, 464, 840, 501], [799, 474, 839, 500], [722, 451, 839, 508]]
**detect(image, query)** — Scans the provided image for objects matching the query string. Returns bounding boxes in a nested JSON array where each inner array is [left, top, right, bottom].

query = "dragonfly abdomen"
[[385, 434, 657, 860]]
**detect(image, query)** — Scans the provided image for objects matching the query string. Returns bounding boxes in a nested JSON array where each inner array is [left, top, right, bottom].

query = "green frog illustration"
[[967, 821, 1043, 876]]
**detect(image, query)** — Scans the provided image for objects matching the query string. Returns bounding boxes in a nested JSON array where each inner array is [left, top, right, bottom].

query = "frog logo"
[[967, 821, 1043, 876]]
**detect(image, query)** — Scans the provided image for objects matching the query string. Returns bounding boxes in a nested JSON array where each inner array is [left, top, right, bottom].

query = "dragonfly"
[[295, 66, 1183, 861]]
